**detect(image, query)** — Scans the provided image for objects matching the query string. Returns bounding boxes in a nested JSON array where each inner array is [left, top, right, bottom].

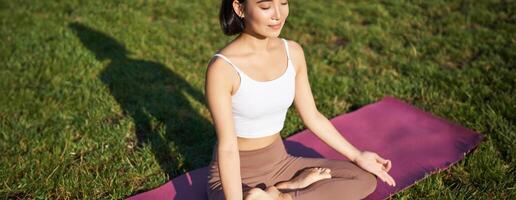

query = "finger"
[[381, 162, 387, 171], [381, 160, 391, 171], [376, 155, 392, 172], [385, 160, 392, 172], [375, 171, 393, 186], [381, 171, 396, 187], [374, 163, 385, 172], [380, 171, 396, 187], [375, 155, 389, 164]]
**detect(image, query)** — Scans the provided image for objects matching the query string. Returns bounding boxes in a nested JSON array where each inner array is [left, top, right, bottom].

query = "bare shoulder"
[[283, 39, 307, 73], [205, 55, 235, 91], [207, 54, 230, 72], [284, 38, 304, 53]]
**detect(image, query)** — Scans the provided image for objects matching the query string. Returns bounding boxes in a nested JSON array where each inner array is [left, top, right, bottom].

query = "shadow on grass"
[[68, 22, 215, 181], [67, 22, 327, 199]]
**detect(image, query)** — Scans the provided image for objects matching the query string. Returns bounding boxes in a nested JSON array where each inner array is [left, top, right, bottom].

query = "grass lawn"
[[1, 0, 514, 199]]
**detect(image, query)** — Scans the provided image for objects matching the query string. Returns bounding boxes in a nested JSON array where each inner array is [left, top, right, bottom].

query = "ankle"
[[275, 181, 298, 190]]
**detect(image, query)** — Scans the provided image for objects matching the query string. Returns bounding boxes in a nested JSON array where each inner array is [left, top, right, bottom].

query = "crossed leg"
[[208, 167, 333, 200], [270, 155, 378, 200], [207, 156, 377, 200], [244, 167, 333, 200]]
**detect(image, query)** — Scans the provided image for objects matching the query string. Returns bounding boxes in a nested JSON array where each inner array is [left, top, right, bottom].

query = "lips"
[[269, 23, 282, 29]]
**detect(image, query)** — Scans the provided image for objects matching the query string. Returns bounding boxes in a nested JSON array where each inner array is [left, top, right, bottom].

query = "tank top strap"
[[281, 38, 291, 62], [212, 53, 245, 75]]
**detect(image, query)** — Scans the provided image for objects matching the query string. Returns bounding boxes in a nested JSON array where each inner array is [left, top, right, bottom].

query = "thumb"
[[375, 155, 389, 164]]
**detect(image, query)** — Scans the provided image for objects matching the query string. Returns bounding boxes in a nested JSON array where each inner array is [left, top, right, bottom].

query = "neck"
[[235, 31, 276, 53]]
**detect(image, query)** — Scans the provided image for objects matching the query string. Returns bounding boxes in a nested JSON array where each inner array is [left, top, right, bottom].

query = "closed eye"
[[259, 1, 288, 10]]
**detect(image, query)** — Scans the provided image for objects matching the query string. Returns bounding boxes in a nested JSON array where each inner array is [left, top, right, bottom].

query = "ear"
[[232, 0, 245, 18]]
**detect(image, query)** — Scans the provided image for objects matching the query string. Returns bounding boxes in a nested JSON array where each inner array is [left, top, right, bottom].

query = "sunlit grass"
[[0, 0, 514, 199]]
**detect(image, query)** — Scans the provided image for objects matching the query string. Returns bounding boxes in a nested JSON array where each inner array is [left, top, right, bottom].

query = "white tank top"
[[212, 38, 296, 138]]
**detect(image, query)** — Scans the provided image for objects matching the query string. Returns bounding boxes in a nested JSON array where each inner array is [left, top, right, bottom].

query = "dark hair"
[[220, 0, 246, 36]]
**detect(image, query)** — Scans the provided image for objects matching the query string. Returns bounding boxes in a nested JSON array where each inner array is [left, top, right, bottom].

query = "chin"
[[262, 29, 282, 38], [267, 33, 281, 38], [248, 26, 282, 38]]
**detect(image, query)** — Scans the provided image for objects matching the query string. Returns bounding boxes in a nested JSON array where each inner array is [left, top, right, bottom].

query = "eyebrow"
[[256, 0, 272, 3]]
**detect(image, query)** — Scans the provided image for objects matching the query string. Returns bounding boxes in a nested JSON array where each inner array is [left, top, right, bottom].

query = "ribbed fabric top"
[[212, 38, 296, 138]]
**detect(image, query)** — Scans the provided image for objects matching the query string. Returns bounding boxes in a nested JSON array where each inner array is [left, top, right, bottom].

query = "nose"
[[272, 4, 281, 20]]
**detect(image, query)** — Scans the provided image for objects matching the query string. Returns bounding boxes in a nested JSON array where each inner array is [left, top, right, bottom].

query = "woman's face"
[[234, 0, 289, 38]]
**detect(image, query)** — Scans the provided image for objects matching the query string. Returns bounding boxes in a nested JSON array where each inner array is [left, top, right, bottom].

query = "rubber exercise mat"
[[126, 96, 484, 200]]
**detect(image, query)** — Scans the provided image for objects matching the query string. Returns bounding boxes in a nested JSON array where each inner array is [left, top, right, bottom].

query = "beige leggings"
[[206, 137, 377, 200]]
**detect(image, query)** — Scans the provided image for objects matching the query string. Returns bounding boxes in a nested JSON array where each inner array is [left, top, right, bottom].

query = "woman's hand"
[[353, 151, 396, 187]]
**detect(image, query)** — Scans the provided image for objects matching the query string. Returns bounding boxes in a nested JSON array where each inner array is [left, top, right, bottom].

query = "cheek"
[[279, 4, 289, 20], [248, 11, 271, 24], [282, 8, 289, 19]]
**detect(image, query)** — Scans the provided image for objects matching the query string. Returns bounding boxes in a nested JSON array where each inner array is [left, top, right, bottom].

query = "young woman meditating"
[[204, 0, 396, 199]]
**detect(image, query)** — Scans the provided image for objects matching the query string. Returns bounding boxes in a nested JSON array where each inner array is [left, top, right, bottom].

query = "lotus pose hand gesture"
[[353, 151, 396, 187]]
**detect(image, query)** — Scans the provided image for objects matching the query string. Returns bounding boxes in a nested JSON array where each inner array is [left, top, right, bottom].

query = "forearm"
[[305, 112, 362, 162], [218, 149, 243, 200]]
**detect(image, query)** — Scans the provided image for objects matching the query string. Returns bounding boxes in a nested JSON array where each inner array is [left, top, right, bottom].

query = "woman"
[[204, 0, 396, 199]]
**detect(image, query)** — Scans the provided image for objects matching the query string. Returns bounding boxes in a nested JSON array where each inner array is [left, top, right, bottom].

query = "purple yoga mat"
[[126, 96, 484, 200]]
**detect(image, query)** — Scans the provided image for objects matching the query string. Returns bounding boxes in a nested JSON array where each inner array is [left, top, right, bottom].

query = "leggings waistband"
[[210, 136, 288, 171]]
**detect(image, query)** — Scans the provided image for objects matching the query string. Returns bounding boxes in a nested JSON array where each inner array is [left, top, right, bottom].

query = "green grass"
[[1, 0, 514, 199]]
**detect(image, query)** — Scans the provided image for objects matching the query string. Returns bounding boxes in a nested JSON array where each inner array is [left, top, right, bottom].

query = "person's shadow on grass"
[[68, 22, 215, 184], [68, 22, 324, 199]]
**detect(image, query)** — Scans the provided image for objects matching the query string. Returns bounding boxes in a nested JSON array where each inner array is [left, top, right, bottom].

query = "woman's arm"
[[302, 112, 362, 161], [205, 57, 243, 200], [287, 40, 360, 161], [288, 40, 396, 186]]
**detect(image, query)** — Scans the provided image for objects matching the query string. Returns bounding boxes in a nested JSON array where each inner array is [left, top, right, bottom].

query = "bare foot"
[[275, 167, 332, 190]]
